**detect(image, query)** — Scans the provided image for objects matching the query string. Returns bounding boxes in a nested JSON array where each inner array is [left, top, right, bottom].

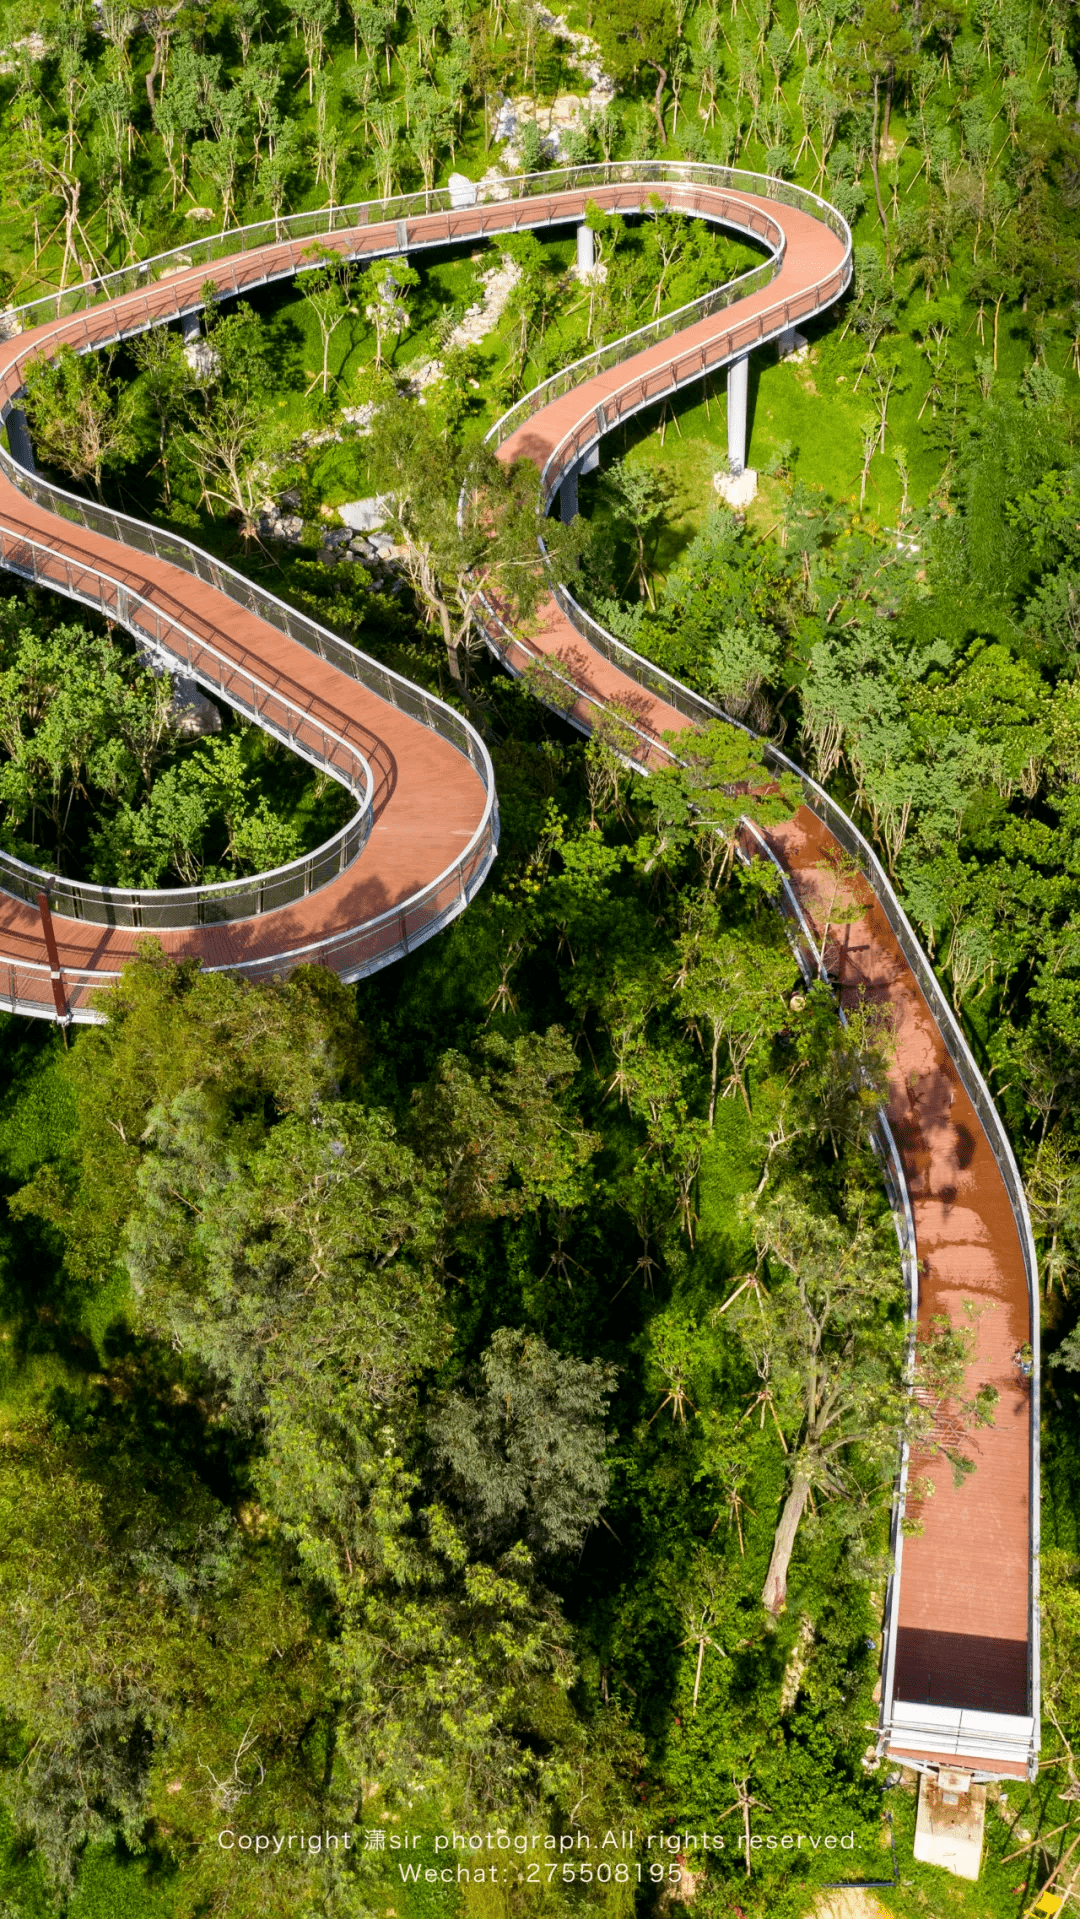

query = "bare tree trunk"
[[762, 1472, 811, 1614], [868, 77, 888, 234], [437, 602, 462, 681], [646, 62, 669, 146]]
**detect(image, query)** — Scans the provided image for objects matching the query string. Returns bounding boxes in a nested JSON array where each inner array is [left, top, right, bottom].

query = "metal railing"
[[0, 459, 497, 948], [0, 169, 1035, 1767], [0, 527, 374, 927], [762, 734, 1041, 1775], [0, 954, 122, 1023], [0, 448, 491, 782], [545, 578, 1040, 1774], [0, 164, 836, 983], [488, 247, 779, 451], [532, 266, 851, 510], [472, 587, 661, 766], [3, 161, 848, 336]]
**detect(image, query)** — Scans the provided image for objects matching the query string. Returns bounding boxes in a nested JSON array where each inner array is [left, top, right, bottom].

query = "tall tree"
[[431, 1327, 616, 1557], [730, 1183, 997, 1614], [595, 0, 678, 146], [298, 243, 354, 395], [21, 343, 136, 499], [178, 298, 286, 541], [363, 393, 587, 682]]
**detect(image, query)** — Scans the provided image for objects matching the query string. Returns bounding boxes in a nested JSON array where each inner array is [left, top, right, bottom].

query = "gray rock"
[[339, 495, 392, 533]]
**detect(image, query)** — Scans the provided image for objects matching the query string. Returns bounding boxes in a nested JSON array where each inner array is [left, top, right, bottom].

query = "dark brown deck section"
[[488, 199, 1032, 1770], [0, 183, 1034, 1771], [764, 813, 1032, 1754]]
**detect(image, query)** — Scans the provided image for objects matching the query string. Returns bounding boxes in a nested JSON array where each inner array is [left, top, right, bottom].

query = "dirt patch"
[[808, 1893, 894, 1919]]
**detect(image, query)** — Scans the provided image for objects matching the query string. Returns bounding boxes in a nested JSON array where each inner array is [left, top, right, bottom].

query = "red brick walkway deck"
[[0, 176, 1036, 1775], [491, 200, 1035, 1781]]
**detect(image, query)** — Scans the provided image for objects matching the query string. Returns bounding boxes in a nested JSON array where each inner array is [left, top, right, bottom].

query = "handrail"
[[534, 245, 851, 509], [3, 161, 849, 333], [760, 734, 1041, 1769], [0, 459, 494, 793], [0, 160, 831, 950], [0, 527, 374, 928], [0, 170, 1039, 1770], [486, 251, 782, 451], [541, 537, 1041, 1778]]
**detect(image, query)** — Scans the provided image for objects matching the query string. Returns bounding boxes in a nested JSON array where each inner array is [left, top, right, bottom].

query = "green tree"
[[647, 719, 799, 888], [361, 253, 419, 369], [840, 1, 916, 230], [594, 0, 678, 146], [674, 894, 793, 1120], [787, 981, 895, 1159], [364, 393, 587, 683], [431, 1327, 617, 1557], [298, 243, 354, 396], [732, 1183, 996, 1613], [21, 343, 136, 499], [410, 1025, 598, 1229], [179, 298, 287, 541], [597, 457, 675, 608], [131, 324, 193, 504], [0, 1413, 338, 1912], [88, 732, 304, 888], [0, 608, 174, 859], [1027, 1128, 1080, 1296]]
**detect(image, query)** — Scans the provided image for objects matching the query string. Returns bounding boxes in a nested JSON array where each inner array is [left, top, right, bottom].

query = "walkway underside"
[[0, 166, 1037, 1781]]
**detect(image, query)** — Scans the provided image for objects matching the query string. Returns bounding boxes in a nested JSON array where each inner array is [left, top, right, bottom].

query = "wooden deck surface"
[[0, 179, 1035, 1772], [488, 193, 1032, 1767]]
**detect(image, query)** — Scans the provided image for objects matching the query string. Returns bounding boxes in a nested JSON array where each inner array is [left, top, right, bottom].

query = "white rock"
[[448, 172, 477, 208], [184, 339, 220, 380], [258, 507, 304, 543], [173, 682, 223, 738], [339, 495, 392, 533], [340, 403, 376, 434], [476, 166, 514, 203], [0, 32, 47, 72], [713, 468, 759, 509]]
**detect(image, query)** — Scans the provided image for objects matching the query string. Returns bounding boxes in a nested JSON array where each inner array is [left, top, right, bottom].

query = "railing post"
[[37, 889, 70, 1025]]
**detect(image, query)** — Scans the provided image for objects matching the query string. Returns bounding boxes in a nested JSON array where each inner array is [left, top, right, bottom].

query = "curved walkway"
[[0, 165, 1037, 1781]]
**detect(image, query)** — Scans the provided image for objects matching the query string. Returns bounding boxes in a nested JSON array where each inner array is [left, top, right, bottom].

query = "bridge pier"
[[558, 444, 598, 523], [576, 224, 595, 274], [5, 405, 35, 475], [181, 310, 200, 341], [727, 352, 749, 475]]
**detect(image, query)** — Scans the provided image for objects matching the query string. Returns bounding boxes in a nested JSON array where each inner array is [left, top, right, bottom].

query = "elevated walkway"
[[0, 166, 1039, 1781]]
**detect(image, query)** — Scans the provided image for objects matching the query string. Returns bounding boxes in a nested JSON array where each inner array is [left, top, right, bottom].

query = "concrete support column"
[[5, 406, 35, 474], [576, 223, 595, 274], [560, 462, 579, 523], [181, 310, 200, 341], [778, 325, 809, 362], [727, 353, 749, 476]]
